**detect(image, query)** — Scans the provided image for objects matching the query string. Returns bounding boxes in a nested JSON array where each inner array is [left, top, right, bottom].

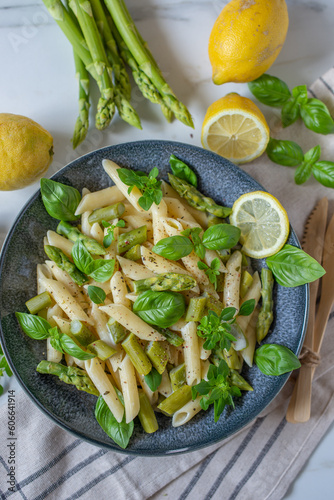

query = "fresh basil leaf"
[[238, 299, 256, 316], [133, 291, 186, 328], [220, 307, 237, 321], [248, 74, 291, 107], [149, 167, 159, 179], [49, 326, 64, 353], [197, 261, 208, 271], [40, 178, 81, 221], [266, 138, 304, 167], [117, 168, 146, 189], [254, 344, 301, 376], [210, 257, 221, 272], [15, 312, 51, 340], [95, 395, 133, 449], [266, 244, 325, 287], [138, 194, 154, 211], [300, 98, 334, 135], [202, 224, 240, 250], [71, 240, 93, 273], [87, 259, 115, 283], [281, 97, 300, 128], [169, 154, 198, 187], [292, 85, 308, 105], [304, 144, 321, 164], [60, 333, 95, 360], [144, 368, 162, 391], [294, 162, 312, 185], [152, 235, 194, 260], [312, 161, 334, 188], [87, 285, 106, 305], [103, 232, 113, 248]]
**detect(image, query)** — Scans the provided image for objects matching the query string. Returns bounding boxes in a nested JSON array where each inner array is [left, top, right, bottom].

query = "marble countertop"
[[1, 0, 334, 498]]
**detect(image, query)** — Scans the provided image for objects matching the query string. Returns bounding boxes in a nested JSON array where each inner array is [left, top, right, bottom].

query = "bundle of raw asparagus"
[[43, 0, 194, 147]]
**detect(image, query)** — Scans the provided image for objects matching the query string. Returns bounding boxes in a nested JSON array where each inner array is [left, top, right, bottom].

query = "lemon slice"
[[230, 191, 289, 259], [201, 93, 270, 164]]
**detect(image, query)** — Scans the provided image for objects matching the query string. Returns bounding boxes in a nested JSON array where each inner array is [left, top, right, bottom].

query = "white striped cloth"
[[1, 68, 334, 500]]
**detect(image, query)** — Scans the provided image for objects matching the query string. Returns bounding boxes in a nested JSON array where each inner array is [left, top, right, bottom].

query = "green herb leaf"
[[15, 312, 51, 340], [197, 309, 236, 351], [294, 144, 321, 185], [197, 259, 220, 289], [59, 332, 95, 360], [117, 167, 163, 211], [152, 235, 194, 260], [102, 219, 126, 248], [86, 259, 115, 283], [169, 154, 198, 187], [239, 299, 256, 316], [40, 178, 81, 221], [133, 291, 186, 328], [71, 240, 93, 273], [266, 244, 325, 287], [281, 97, 300, 128], [248, 74, 292, 107], [266, 138, 304, 166], [202, 224, 241, 250], [300, 98, 334, 135], [95, 395, 133, 449], [87, 286, 106, 305], [254, 344, 301, 376], [144, 368, 162, 391], [181, 227, 205, 259], [49, 326, 64, 353], [312, 161, 334, 188]]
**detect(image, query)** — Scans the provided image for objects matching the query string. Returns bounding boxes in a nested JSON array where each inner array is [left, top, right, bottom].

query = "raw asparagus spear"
[[134, 273, 197, 293], [57, 221, 106, 255], [44, 245, 89, 285], [36, 360, 99, 396], [168, 174, 232, 218], [256, 269, 274, 343], [72, 49, 90, 148]]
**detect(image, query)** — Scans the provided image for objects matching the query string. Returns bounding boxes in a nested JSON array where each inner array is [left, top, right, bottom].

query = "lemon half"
[[201, 94, 270, 164], [230, 191, 289, 258]]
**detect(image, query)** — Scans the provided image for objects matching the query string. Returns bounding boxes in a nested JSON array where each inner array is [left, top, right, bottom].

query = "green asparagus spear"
[[138, 390, 159, 433], [44, 245, 89, 285], [57, 221, 106, 255], [206, 296, 224, 316], [117, 225, 147, 254], [155, 327, 184, 347], [157, 385, 192, 415], [229, 370, 253, 392], [223, 347, 243, 371], [134, 273, 197, 293], [104, 0, 194, 127], [72, 50, 90, 149], [168, 174, 232, 218], [185, 297, 207, 322], [256, 269, 274, 343], [240, 270, 254, 299], [207, 214, 225, 227], [70, 320, 96, 345], [87, 339, 117, 360], [106, 317, 127, 344], [217, 248, 231, 263], [124, 244, 141, 261], [122, 333, 152, 375], [69, 0, 115, 130], [169, 363, 186, 392], [25, 291, 53, 315], [88, 202, 125, 224], [36, 360, 99, 396], [145, 341, 168, 374]]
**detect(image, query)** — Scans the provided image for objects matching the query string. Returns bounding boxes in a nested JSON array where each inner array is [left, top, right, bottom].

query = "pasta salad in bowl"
[[0, 141, 314, 455]]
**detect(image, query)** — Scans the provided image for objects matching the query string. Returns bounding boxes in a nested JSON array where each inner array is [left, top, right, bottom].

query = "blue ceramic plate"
[[0, 140, 308, 456]]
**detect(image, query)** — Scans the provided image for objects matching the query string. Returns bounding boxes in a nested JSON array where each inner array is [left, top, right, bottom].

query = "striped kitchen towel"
[[1, 68, 334, 500]]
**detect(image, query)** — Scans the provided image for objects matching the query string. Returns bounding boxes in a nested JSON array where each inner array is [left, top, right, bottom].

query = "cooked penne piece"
[[45, 260, 88, 309], [201, 359, 211, 380], [223, 251, 242, 311], [81, 211, 92, 237], [158, 369, 173, 397], [172, 396, 202, 427], [47, 231, 73, 258], [241, 307, 260, 368], [151, 199, 168, 244], [85, 358, 124, 423], [110, 271, 131, 308], [136, 372, 158, 406], [164, 197, 197, 223], [103, 159, 146, 213], [75, 186, 125, 215], [141, 246, 194, 278], [117, 255, 156, 280], [99, 303, 165, 341], [90, 222, 104, 245], [119, 355, 140, 423], [104, 221, 119, 260], [198, 337, 211, 361], [46, 337, 63, 363], [181, 322, 201, 386]]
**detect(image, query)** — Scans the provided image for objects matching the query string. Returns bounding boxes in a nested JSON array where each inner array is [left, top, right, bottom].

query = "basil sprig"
[[197, 258, 220, 289], [144, 368, 162, 392], [117, 167, 163, 211], [169, 154, 198, 187], [40, 178, 81, 221], [71, 240, 115, 282], [152, 223, 240, 261], [266, 244, 325, 287], [102, 219, 125, 248], [249, 73, 334, 135], [254, 344, 301, 376], [267, 139, 334, 188], [95, 393, 134, 449], [133, 290, 186, 328]]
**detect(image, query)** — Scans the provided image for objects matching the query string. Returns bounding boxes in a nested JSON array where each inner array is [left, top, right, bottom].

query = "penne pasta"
[[117, 255, 156, 280], [151, 199, 168, 244], [181, 322, 201, 386], [172, 396, 202, 427], [75, 186, 125, 215], [47, 230, 73, 257], [119, 355, 140, 423], [110, 271, 131, 308], [223, 251, 242, 310]]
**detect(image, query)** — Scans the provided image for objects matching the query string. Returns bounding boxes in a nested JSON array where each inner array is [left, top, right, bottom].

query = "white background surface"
[[0, 0, 334, 498]]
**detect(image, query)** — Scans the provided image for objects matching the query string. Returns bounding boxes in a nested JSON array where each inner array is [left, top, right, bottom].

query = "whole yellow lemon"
[[0, 113, 53, 191], [209, 0, 289, 85]]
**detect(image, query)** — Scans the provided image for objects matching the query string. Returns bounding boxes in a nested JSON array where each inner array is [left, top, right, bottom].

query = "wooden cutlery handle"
[[286, 365, 313, 423]]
